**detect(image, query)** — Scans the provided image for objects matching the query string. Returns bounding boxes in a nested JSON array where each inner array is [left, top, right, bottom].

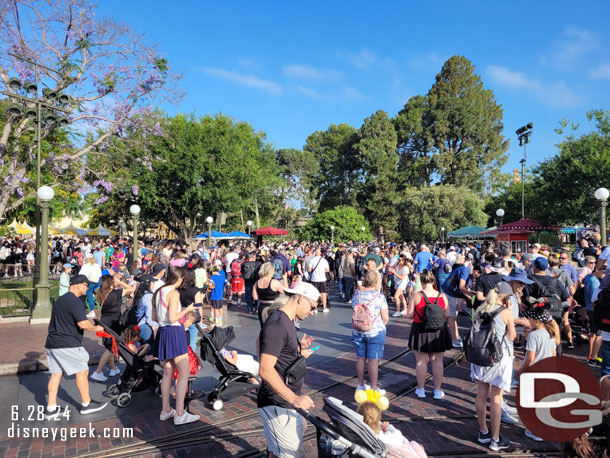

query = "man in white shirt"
[[225, 246, 239, 274], [308, 248, 330, 313]]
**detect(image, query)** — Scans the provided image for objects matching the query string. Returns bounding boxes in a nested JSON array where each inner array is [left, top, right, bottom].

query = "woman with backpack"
[[406, 269, 452, 400], [352, 270, 389, 395], [469, 284, 516, 452]]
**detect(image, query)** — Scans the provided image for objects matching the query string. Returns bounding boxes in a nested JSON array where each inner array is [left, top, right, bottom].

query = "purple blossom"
[[153, 122, 163, 136], [95, 195, 109, 205], [132, 185, 139, 196], [15, 187, 23, 197], [93, 179, 113, 193]]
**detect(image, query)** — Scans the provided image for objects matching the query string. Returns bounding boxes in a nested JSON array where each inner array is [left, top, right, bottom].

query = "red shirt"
[[413, 292, 446, 323]]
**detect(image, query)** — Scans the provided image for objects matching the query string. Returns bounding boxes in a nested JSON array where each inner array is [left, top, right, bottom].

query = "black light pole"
[[516, 123, 533, 219]]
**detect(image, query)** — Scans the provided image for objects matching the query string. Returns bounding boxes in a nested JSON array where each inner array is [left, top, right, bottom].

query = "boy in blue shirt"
[[210, 261, 228, 326]]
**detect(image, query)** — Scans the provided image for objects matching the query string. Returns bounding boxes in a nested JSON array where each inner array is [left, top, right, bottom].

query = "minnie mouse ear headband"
[[521, 305, 553, 323]]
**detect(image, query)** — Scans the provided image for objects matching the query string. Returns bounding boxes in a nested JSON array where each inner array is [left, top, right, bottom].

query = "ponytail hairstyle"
[[96, 275, 115, 308], [474, 288, 504, 319], [543, 321, 558, 340], [420, 269, 436, 288]]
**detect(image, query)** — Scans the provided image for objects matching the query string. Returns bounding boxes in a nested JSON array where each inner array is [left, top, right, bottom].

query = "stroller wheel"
[[212, 399, 223, 411], [107, 384, 120, 398], [117, 393, 132, 407]]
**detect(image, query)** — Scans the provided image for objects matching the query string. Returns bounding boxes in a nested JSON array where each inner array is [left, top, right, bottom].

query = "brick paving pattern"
[[0, 291, 600, 457]]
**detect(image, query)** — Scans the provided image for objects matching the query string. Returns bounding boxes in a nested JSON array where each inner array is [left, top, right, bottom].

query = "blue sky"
[[98, 1, 610, 175]]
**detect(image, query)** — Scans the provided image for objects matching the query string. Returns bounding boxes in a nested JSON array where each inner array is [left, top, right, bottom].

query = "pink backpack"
[[352, 292, 380, 332]]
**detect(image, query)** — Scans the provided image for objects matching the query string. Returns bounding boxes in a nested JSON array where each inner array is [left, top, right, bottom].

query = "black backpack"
[[594, 288, 610, 332], [528, 275, 563, 319], [242, 261, 258, 281], [415, 291, 445, 331], [464, 308, 505, 367]]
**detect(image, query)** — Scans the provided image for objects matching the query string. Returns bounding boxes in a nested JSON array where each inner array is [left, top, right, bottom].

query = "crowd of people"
[[16, 231, 608, 457]]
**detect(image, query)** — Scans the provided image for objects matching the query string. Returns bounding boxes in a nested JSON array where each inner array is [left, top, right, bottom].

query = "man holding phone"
[[257, 282, 320, 458]]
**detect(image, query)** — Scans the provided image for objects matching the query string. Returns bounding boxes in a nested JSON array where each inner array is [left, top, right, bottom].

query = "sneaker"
[[86, 311, 96, 318], [160, 408, 175, 421], [524, 429, 543, 442], [322, 308, 330, 313], [108, 368, 121, 377], [500, 410, 518, 425], [502, 402, 518, 415], [567, 341, 575, 349], [433, 389, 445, 400], [372, 387, 386, 396], [452, 340, 463, 349], [489, 436, 510, 451], [401, 310, 407, 316], [174, 412, 200, 425], [313, 308, 318, 314], [90, 371, 107, 382], [477, 430, 492, 444], [415, 388, 426, 398], [588, 358, 602, 367], [392, 311, 402, 318], [356, 384, 371, 391], [80, 400, 108, 415], [44, 406, 61, 420]]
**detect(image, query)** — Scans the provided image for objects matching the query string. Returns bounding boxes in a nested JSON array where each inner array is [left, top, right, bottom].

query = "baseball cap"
[[63, 263, 73, 268], [533, 256, 549, 271], [214, 259, 223, 266], [70, 274, 93, 286], [374, 247, 380, 252], [490, 257, 505, 273], [151, 263, 167, 275], [283, 281, 320, 303]]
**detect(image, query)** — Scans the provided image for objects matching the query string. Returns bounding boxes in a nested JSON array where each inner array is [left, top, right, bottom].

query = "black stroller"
[[196, 324, 261, 411], [298, 396, 386, 458], [95, 320, 163, 407]]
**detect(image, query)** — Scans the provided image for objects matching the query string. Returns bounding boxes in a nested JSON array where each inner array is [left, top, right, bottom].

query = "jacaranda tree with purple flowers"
[[0, 0, 181, 223]]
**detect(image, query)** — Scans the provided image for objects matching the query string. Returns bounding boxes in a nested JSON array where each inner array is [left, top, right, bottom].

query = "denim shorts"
[[352, 330, 386, 359], [601, 340, 610, 377]]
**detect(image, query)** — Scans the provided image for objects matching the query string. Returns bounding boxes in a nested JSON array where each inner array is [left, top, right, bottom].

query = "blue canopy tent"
[[193, 230, 230, 239], [447, 225, 488, 239], [225, 231, 251, 239]]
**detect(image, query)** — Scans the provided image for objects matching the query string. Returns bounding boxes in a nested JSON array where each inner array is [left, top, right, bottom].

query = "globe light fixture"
[[595, 188, 609, 246]]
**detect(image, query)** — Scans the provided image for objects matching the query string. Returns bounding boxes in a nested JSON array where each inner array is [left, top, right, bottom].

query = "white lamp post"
[[129, 205, 141, 266], [31, 185, 54, 323], [496, 208, 505, 226], [595, 188, 609, 246], [330, 225, 335, 245], [206, 216, 214, 247], [441, 226, 445, 244], [361, 226, 365, 242]]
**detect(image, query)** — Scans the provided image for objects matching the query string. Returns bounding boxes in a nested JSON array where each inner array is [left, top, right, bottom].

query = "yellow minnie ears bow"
[[354, 388, 390, 411]]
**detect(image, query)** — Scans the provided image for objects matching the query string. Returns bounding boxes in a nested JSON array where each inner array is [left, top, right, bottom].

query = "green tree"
[[354, 110, 400, 241], [398, 185, 488, 241], [276, 148, 319, 219], [394, 56, 508, 193], [90, 113, 281, 241], [299, 206, 371, 242], [304, 123, 359, 211]]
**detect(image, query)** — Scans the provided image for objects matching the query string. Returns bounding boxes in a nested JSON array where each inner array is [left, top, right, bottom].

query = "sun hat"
[[502, 268, 534, 284]]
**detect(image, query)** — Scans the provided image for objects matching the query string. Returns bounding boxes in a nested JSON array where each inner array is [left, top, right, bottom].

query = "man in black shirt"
[[45, 275, 107, 418], [475, 257, 506, 307], [258, 282, 320, 458], [242, 252, 261, 314]]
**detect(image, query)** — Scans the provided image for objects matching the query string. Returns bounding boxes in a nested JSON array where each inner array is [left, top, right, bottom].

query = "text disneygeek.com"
[[7, 423, 134, 441]]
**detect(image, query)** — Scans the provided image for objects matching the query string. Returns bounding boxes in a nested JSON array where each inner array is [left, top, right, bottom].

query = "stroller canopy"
[[201, 326, 236, 364], [323, 397, 386, 456]]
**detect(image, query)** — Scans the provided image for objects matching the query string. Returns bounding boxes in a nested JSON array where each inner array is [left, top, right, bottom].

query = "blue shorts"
[[352, 330, 386, 360], [601, 340, 610, 377]]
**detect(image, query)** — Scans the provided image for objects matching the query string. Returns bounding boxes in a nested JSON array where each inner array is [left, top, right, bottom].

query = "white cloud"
[[550, 26, 598, 70], [283, 64, 342, 80], [342, 86, 366, 101], [297, 85, 324, 100], [486, 65, 587, 108], [589, 64, 610, 80], [199, 67, 283, 95]]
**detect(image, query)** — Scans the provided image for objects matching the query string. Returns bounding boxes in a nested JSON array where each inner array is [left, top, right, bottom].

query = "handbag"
[[284, 355, 307, 385]]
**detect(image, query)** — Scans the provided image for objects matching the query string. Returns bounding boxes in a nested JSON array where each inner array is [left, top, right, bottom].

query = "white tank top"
[[156, 287, 181, 327]]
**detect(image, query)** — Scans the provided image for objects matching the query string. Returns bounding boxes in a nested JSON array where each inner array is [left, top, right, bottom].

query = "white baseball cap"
[[283, 281, 320, 303]]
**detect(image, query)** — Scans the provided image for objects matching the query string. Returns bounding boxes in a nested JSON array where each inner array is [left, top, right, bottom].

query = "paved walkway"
[[0, 284, 601, 457]]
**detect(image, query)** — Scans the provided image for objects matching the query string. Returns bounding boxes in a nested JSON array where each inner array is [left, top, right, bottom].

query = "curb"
[[0, 351, 104, 376]]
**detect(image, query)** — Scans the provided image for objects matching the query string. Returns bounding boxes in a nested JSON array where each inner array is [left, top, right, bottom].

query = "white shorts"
[[259, 405, 305, 457], [46, 347, 89, 375]]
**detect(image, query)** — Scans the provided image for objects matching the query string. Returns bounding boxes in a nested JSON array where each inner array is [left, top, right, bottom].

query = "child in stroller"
[[95, 320, 162, 408], [196, 324, 261, 411]]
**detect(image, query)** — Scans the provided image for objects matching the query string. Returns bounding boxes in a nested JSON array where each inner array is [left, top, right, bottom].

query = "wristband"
[[194, 303, 203, 308]]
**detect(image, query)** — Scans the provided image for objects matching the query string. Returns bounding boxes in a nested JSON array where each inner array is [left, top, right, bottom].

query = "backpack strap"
[[415, 291, 439, 321]]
